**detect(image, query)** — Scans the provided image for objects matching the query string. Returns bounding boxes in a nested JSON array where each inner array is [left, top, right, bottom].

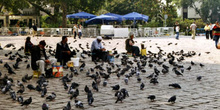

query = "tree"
[[105, 0, 177, 27], [173, 0, 220, 23]]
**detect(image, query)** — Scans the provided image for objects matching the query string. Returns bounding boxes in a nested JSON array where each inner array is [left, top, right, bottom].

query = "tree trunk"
[[61, 2, 67, 28]]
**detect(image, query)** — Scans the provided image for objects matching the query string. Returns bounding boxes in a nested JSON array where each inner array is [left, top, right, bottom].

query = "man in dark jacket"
[[55, 36, 76, 65], [31, 40, 57, 74]]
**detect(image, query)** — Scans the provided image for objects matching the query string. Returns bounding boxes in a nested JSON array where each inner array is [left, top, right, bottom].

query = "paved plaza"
[[0, 35, 219, 110]]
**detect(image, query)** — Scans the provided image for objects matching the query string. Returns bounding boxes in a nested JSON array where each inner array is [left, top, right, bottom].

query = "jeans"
[[214, 35, 220, 48], [78, 32, 82, 39], [176, 32, 179, 39]]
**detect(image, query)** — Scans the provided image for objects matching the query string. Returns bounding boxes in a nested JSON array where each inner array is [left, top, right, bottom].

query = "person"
[[55, 36, 76, 65], [190, 22, 197, 40], [185, 26, 190, 36], [175, 24, 180, 40], [24, 37, 33, 55], [73, 24, 77, 39], [91, 36, 107, 61], [32, 23, 37, 37], [31, 40, 57, 74], [212, 21, 220, 49], [204, 23, 210, 39], [78, 24, 82, 39], [125, 32, 140, 56], [209, 23, 214, 39]]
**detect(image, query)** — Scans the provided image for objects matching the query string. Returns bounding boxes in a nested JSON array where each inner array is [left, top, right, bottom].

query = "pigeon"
[[21, 97, 32, 106], [63, 101, 71, 110], [186, 66, 191, 71], [17, 96, 23, 104], [140, 83, 145, 90], [70, 89, 79, 99], [27, 84, 35, 90], [26, 64, 30, 69], [199, 63, 204, 67], [17, 87, 25, 94], [46, 92, 56, 101], [4, 43, 15, 48], [150, 77, 159, 84], [87, 90, 94, 105], [147, 95, 156, 101], [124, 77, 128, 85], [111, 84, 120, 91], [92, 81, 99, 92], [169, 83, 181, 89], [191, 61, 195, 65], [75, 100, 84, 108], [103, 80, 107, 87], [173, 69, 183, 76], [41, 87, 47, 97], [42, 103, 49, 110], [137, 77, 141, 82], [10, 91, 16, 100], [168, 95, 176, 103], [84, 85, 90, 93], [197, 76, 203, 81]]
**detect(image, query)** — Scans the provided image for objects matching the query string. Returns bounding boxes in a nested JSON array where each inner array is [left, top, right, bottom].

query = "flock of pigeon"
[[0, 40, 207, 110]]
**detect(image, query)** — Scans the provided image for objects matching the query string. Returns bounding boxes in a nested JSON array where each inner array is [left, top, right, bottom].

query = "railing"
[[0, 27, 174, 37]]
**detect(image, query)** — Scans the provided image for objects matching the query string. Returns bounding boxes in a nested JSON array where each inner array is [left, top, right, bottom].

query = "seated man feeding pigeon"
[[125, 32, 140, 56], [55, 36, 76, 66], [91, 36, 107, 61], [31, 40, 57, 75]]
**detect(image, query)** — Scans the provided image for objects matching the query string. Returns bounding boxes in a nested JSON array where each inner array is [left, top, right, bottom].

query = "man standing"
[[91, 36, 107, 61], [175, 24, 180, 40], [213, 21, 220, 49], [32, 23, 37, 37], [31, 40, 57, 74], [190, 22, 197, 40], [209, 23, 214, 39], [55, 36, 76, 65], [73, 24, 77, 39]]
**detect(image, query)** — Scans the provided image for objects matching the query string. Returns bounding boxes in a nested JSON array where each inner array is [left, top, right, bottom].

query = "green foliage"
[[41, 15, 62, 28], [173, 0, 220, 23], [175, 18, 205, 32]]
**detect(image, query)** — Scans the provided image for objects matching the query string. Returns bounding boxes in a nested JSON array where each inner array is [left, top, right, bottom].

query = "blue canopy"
[[123, 12, 149, 22], [85, 14, 119, 24], [104, 13, 124, 21], [66, 12, 96, 19]]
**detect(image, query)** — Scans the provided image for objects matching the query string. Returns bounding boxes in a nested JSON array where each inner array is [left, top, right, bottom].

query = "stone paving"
[[0, 36, 219, 110]]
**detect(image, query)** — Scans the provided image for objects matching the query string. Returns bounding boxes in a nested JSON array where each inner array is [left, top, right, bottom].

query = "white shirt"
[[176, 26, 180, 32], [190, 23, 197, 30], [78, 27, 82, 32], [91, 39, 104, 51], [209, 24, 215, 30]]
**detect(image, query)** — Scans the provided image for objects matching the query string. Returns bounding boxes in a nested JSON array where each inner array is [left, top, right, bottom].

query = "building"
[[177, 2, 201, 19], [0, 8, 40, 27]]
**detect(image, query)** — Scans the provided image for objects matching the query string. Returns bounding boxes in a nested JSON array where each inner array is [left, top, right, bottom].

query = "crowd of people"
[[174, 21, 220, 49]]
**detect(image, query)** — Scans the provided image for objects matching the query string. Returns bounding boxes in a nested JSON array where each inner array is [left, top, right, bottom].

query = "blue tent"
[[85, 14, 119, 24], [122, 12, 149, 22], [104, 13, 124, 21], [66, 12, 96, 19]]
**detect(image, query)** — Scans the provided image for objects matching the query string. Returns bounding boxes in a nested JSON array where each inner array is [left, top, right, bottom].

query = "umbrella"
[[85, 14, 119, 24], [104, 13, 124, 21], [122, 12, 149, 21], [66, 12, 96, 19]]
